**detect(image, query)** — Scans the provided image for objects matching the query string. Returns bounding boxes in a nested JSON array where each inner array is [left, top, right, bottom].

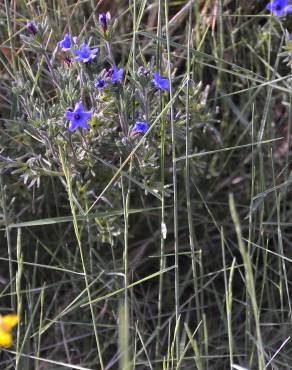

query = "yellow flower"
[[0, 314, 20, 348]]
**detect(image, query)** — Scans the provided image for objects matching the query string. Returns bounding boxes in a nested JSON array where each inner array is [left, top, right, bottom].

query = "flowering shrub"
[[7, 2, 291, 367], [7, 12, 216, 237]]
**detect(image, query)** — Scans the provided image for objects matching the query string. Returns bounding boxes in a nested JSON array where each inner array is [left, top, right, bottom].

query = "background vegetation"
[[1, 0, 292, 369]]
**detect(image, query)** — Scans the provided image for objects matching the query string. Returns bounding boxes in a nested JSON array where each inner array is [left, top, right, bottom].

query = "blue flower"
[[266, 0, 292, 16], [26, 21, 37, 35], [95, 79, 108, 90], [74, 43, 98, 63], [65, 102, 93, 132], [111, 67, 124, 84], [58, 34, 71, 51], [151, 72, 170, 91], [132, 121, 149, 135]]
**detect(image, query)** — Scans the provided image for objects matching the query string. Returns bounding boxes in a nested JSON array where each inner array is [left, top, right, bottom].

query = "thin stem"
[[121, 160, 132, 370], [4, 0, 16, 74], [185, 3, 201, 344], [156, 0, 165, 357], [0, 173, 15, 311], [164, 0, 180, 361]]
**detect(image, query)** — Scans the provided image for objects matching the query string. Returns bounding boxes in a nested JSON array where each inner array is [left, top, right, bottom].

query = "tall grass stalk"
[[221, 227, 235, 369], [0, 174, 15, 311], [15, 228, 22, 369], [156, 0, 166, 359], [185, 2, 201, 344], [164, 0, 180, 361], [59, 147, 104, 370], [121, 167, 131, 369], [229, 194, 265, 369]]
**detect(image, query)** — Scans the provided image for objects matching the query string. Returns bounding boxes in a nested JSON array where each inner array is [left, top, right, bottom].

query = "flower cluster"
[[58, 33, 98, 63], [64, 68, 169, 133], [26, 13, 171, 138], [95, 67, 124, 90]]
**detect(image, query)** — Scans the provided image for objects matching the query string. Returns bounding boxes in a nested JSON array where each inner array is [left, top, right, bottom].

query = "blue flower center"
[[275, 4, 282, 10], [74, 114, 81, 120]]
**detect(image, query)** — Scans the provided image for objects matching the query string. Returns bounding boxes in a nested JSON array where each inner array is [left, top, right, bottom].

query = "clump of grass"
[[1, 1, 292, 369]]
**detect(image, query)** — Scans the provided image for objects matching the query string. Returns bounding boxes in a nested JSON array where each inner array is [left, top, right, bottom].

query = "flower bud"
[[99, 12, 111, 32], [26, 21, 38, 35]]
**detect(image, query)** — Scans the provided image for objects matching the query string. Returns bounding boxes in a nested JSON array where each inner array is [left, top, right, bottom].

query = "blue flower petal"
[[160, 79, 169, 90], [69, 119, 80, 132], [152, 72, 170, 91], [132, 121, 149, 134], [81, 111, 93, 120], [74, 101, 84, 112], [78, 120, 90, 130], [74, 43, 98, 63], [111, 67, 124, 84], [59, 34, 71, 51], [153, 72, 160, 80], [74, 49, 82, 58], [65, 111, 75, 120]]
